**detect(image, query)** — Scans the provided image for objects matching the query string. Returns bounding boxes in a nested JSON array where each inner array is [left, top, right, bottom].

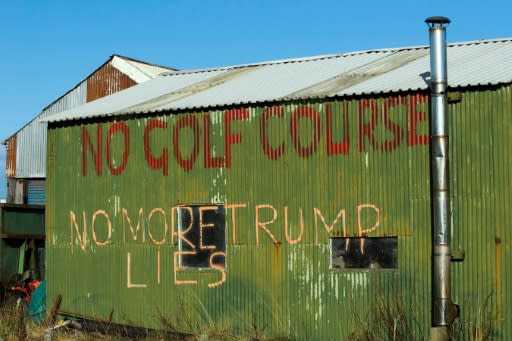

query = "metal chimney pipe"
[[425, 16, 458, 336]]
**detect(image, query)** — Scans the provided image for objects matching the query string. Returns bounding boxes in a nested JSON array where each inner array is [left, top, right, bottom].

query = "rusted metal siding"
[[5, 136, 16, 178], [46, 85, 511, 339], [86, 63, 137, 103]]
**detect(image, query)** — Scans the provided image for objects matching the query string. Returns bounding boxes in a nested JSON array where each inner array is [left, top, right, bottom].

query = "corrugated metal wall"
[[5, 136, 16, 178], [450, 85, 512, 339], [86, 63, 137, 102], [14, 82, 87, 179], [46, 85, 511, 339], [1, 204, 45, 236], [26, 180, 45, 205], [0, 239, 24, 281]]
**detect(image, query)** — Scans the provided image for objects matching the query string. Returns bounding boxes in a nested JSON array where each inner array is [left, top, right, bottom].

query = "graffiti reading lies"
[[69, 203, 381, 289], [80, 97, 429, 175]]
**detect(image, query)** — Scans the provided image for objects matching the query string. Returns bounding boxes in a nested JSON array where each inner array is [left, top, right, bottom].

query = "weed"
[[348, 280, 425, 341], [347, 280, 501, 341], [450, 293, 500, 341]]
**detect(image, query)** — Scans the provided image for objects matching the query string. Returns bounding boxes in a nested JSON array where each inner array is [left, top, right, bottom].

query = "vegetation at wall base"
[[0, 299, 295, 341], [0, 291, 500, 341]]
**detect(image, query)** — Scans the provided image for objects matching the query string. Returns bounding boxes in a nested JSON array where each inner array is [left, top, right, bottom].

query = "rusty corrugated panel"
[[5, 135, 16, 178], [86, 63, 137, 102]]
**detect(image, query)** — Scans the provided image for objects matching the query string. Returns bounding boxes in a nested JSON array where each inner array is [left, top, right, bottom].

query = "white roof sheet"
[[112, 55, 176, 83], [45, 38, 512, 123]]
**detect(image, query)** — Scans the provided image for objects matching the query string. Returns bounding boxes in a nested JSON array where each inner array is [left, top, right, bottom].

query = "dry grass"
[[347, 283, 424, 341], [450, 294, 500, 341], [0, 300, 292, 341], [347, 283, 499, 341], [1, 292, 500, 341]]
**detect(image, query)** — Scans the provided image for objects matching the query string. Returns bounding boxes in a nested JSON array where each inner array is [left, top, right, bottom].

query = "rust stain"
[[6, 135, 16, 178], [272, 242, 282, 285], [87, 63, 136, 102], [495, 236, 502, 319]]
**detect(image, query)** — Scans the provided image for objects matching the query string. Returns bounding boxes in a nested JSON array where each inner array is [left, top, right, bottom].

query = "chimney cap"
[[425, 16, 451, 26]]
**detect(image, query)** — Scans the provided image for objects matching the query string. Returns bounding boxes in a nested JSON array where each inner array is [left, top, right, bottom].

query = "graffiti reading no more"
[[69, 203, 381, 289]]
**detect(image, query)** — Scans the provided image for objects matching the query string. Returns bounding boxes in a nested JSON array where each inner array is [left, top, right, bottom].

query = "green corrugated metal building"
[[44, 38, 512, 339]]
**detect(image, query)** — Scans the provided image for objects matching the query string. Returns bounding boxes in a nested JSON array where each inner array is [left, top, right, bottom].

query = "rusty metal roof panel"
[[44, 38, 512, 123], [42, 69, 228, 122]]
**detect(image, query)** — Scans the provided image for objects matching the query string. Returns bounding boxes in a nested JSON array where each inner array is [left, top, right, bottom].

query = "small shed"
[[44, 38, 512, 339]]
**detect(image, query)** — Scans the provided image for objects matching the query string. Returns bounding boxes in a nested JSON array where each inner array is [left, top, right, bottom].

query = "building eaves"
[[44, 38, 512, 124]]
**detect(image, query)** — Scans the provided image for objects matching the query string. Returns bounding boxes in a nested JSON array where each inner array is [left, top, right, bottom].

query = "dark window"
[[330, 237, 398, 269], [178, 205, 225, 268]]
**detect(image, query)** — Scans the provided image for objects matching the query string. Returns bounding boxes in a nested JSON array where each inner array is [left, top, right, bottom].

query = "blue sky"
[[0, 0, 510, 199]]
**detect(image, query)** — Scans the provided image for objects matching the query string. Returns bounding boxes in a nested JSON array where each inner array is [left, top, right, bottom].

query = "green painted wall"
[[1, 205, 45, 236], [0, 239, 23, 281], [46, 86, 511, 339], [0, 205, 45, 283]]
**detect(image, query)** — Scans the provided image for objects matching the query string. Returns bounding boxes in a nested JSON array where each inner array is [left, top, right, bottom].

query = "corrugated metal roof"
[[45, 38, 512, 123]]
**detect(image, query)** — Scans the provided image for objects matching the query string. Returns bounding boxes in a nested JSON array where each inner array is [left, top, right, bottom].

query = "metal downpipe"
[[425, 16, 458, 340]]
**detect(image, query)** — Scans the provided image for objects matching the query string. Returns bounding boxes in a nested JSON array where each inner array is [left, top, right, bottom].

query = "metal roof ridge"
[[111, 54, 178, 71], [447, 37, 512, 47], [159, 37, 512, 78], [158, 49, 399, 77], [111, 56, 154, 83]]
